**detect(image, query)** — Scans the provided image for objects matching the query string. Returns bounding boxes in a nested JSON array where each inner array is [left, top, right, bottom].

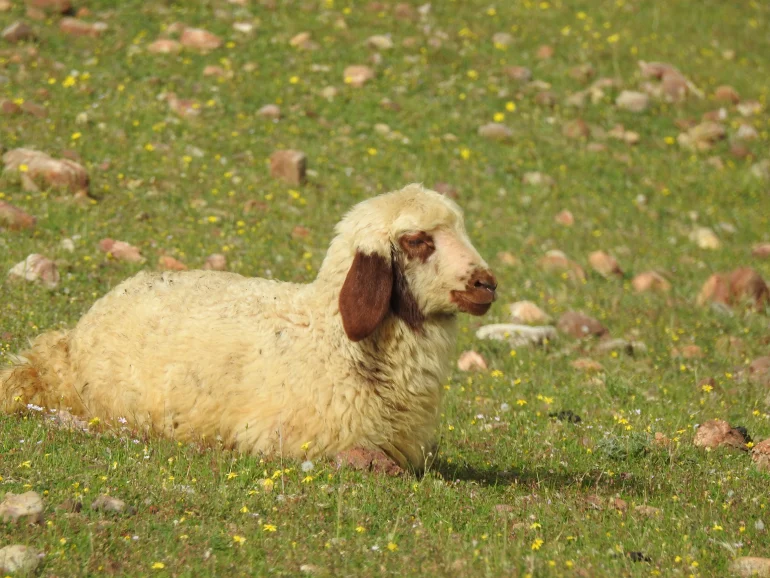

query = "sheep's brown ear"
[[339, 251, 393, 342]]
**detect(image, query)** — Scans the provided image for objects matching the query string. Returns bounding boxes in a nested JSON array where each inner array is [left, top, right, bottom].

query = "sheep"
[[1, 184, 497, 472]]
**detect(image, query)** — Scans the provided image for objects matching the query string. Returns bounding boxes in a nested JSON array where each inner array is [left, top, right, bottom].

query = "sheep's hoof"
[[335, 448, 404, 476]]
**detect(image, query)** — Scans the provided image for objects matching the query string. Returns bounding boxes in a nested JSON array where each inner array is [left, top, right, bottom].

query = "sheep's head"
[[332, 184, 497, 342]]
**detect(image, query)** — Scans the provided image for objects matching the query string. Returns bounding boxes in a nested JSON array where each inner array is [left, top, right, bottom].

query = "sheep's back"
[[65, 269, 314, 442]]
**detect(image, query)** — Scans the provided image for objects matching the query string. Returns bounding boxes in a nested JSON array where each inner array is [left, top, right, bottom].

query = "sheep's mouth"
[[450, 289, 495, 316]]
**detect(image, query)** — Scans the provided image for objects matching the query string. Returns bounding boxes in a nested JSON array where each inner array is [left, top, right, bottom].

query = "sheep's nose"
[[471, 269, 498, 295]]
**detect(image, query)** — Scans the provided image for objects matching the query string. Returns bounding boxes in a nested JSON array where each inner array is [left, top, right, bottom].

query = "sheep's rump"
[[3, 270, 324, 449]]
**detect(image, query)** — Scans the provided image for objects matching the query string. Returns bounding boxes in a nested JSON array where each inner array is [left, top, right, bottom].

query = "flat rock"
[[3, 148, 89, 194], [180, 27, 222, 51], [270, 150, 307, 185], [632, 271, 671, 293], [8, 254, 59, 288], [98, 238, 145, 263], [0, 545, 41, 574], [557, 312, 608, 339], [730, 557, 770, 578], [457, 350, 487, 372], [509, 301, 551, 325], [693, 419, 748, 450], [616, 90, 649, 112], [0, 491, 44, 524], [588, 250, 623, 279], [476, 324, 557, 347], [147, 38, 182, 54], [59, 17, 107, 37], [343, 65, 375, 87], [91, 494, 127, 513], [0, 201, 36, 230], [203, 253, 227, 271], [478, 123, 512, 141], [2, 21, 35, 43]]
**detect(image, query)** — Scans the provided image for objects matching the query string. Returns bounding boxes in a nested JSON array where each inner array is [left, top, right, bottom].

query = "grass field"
[[2, 0, 770, 575]]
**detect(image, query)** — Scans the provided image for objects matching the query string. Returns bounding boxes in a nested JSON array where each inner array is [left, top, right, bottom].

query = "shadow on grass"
[[427, 457, 653, 495]]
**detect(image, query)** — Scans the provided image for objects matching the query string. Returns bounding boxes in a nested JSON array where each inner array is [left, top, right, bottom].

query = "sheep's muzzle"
[[451, 268, 497, 316]]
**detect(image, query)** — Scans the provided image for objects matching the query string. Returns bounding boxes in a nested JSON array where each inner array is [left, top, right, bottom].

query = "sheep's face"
[[394, 226, 497, 319], [337, 185, 497, 342]]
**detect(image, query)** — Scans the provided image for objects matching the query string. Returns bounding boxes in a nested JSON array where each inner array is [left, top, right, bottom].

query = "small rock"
[[0, 201, 36, 230], [59, 17, 107, 37], [20, 101, 47, 118], [289, 31, 315, 50], [568, 64, 595, 83], [98, 238, 144, 263], [588, 250, 623, 279], [26, 0, 70, 12], [562, 119, 590, 140], [393, 3, 415, 20], [335, 448, 403, 476], [147, 38, 182, 54], [678, 122, 726, 151], [693, 419, 748, 450], [595, 339, 647, 356], [457, 350, 487, 372], [736, 124, 759, 141], [91, 494, 127, 514], [478, 123, 512, 141], [634, 505, 661, 517], [158, 255, 187, 271], [557, 312, 608, 339], [180, 27, 222, 51], [729, 268, 769, 308], [750, 243, 770, 259], [1, 99, 22, 115], [616, 90, 649, 113], [2, 21, 35, 43], [3, 148, 89, 194], [674, 345, 704, 359], [536, 44, 554, 59], [166, 93, 200, 118], [737, 101, 762, 117], [509, 301, 550, 325], [257, 104, 280, 119], [343, 65, 375, 87], [0, 491, 44, 523], [554, 210, 574, 226], [534, 91, 557, 107], [0, 545, 41, 574], [538, 250, 586, 282], [751, 439, 770, 473], [631, 271, 671, 293], [570, 358, 604, 373], [269, 150, 307, 185], [8, 254, 59, 288], [497, 251, 518, 266], [730, 557, 770, 578], [203, 254, 227, 271], [745, 357, 770, 386], [690, 226, 721, 250], [203, 65, 227, 77], [504, 66, 532, 82], [713, 85, 740, 104], [492, 32, 513, 47], [321, 86, 338, 100], [476, 324, 557, 347], [366, 34, 393, 50]]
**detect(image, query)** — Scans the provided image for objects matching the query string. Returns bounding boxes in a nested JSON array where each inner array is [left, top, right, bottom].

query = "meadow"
[[1, 0, 770, 575]]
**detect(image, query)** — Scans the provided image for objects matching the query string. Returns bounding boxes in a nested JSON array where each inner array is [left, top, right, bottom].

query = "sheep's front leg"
[[335, 447, 404, 476]]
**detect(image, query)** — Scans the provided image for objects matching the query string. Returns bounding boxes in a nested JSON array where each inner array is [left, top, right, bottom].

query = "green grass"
[[2, 0, 770, 575]]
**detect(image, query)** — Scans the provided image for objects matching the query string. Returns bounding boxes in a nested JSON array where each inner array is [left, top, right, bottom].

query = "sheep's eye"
[[400, 232, 435, 261]]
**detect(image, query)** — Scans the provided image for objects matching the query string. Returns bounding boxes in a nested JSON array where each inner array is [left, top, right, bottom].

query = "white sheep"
[[1, 184, 497, 471]]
